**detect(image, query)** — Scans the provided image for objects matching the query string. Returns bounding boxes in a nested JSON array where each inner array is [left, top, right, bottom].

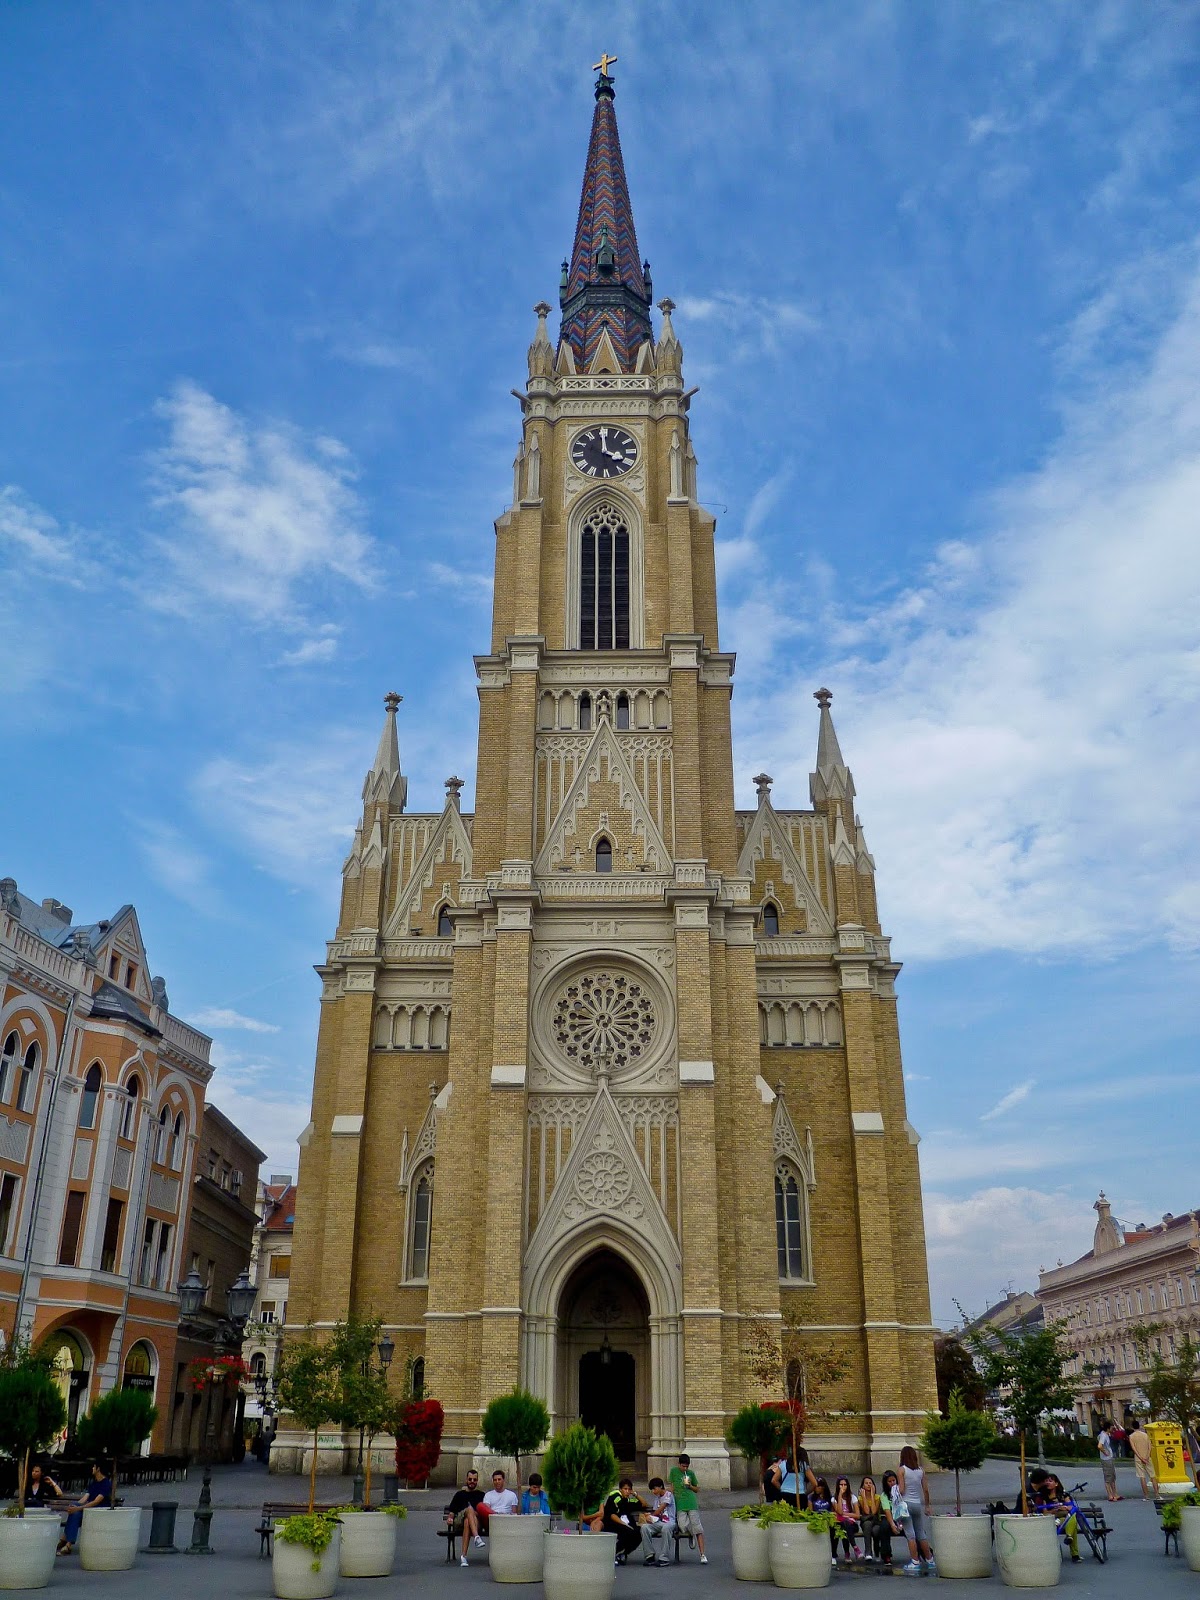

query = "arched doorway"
[[558, 1250, 650, 1465], [44, 1331, 91, 1449]]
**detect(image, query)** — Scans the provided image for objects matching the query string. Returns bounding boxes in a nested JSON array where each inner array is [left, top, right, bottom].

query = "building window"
[[1176, 1277, 1185, 1307], [615, 692, 630, 729], [100, 1197, 124, 1273], [0, 1172, 18, 1253], [156, 1109, 170, 1164], [762, 902, 780, 938], [409, 1164, 433, 1280], [409, 1356, 426, 1400], [260, 1304, 276, 1324], [269, 1254, 292, 1280], [578, 692, 592, 731], [58, 1190, 86, 1266], [120, 1076, 140, 1139], [78, 1065, 103, 1130], [155, 1225, 173, 1289], [139, 1220, 155, 1284], [579, 503, 631, 649], [0, 1031, 16, 1102], [15, 1042, 38, 1113], [1136, 1288, 1143, 1314], [595, 836, 613, 874], [1149, 1286, 1157, 1311], [250, 1352, 267, 1377], [436, 904, 453, 938], [774, 1163, 807, 1280], [170, 1114, 185, 1171]]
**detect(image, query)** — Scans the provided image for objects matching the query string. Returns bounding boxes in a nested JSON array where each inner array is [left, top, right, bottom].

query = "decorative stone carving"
[[570, 1129, 638, 1214], [552, 970, 657, 1075]]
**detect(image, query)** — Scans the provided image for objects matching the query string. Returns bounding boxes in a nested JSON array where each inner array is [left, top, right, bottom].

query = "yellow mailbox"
[[1147, 1421, 1194, 1496]]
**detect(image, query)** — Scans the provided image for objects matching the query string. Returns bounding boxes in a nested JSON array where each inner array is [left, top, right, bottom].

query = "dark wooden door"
[[578, 1350, 635, 1458]]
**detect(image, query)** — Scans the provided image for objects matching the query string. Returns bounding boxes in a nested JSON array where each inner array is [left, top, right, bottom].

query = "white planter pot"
[[79, 1506, 143, 1571], [768, 1521, 833, 1589], [542, 1530, 617, 1600], [994, 1515, 1060, 1588], [930, 1514, 993, 1579], [490, 1514, 549, 1582], [273, 1524, 342, 1600], [730, 1516, 773, 1581], [0, 1514, 60, 1590], [337, 1512, 397, 1578], [1180, 1505, 1200, 1571]]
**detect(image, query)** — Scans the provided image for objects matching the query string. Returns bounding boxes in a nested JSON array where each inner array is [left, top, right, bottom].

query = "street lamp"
[[178, 1270, 257, 1554], [351, 1332, 398, 1506]]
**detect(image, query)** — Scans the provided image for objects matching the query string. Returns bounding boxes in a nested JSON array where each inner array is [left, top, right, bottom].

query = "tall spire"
[[808, 687, 855, 808], [559, 62, 653, 372], [362, 690, 407, 811]]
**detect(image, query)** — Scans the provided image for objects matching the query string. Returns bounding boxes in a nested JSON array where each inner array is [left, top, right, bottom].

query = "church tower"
[[287, 64, 937, 1483]]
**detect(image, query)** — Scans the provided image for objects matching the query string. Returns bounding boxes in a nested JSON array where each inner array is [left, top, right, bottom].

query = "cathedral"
[[286, 65, 936, 1484]]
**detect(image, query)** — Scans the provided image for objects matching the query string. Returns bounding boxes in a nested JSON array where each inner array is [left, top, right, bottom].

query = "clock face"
[[570, 425, 638, 479]]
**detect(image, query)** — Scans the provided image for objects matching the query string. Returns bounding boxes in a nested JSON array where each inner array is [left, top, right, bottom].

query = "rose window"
[[552, 970, 657, 1073]]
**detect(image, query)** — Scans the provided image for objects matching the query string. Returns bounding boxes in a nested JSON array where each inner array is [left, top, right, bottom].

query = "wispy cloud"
[[426, 561, 492, 599], [278, 624, 341, 668], [0, 486, 95, 585], [189, 1007, 281, 1034], [675, 292, 819, 361], [151, 381, 377, 624], [980, 1077, 1035, 1122], [138, 819, 221, 916]]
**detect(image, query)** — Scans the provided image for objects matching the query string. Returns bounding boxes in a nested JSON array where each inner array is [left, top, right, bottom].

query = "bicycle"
[[1044, 1481, 1108, 1564]]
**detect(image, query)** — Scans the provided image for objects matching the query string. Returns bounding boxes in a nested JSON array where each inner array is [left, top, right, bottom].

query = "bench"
[[256, 1502, 340, 1558], [439, 1504, 492, 1562]]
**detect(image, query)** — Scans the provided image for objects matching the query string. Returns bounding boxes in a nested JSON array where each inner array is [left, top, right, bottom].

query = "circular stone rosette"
[[551, 969, 658, 1074]]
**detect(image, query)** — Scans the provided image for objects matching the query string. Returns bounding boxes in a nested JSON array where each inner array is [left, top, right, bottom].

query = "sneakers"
[[902, 1560, 924, 1575], [460, 1557, 469, 1567], [700, 1555, 708, 1564], [864, 1553, 874, 1563], [473, 1535, 485, 1548], [923, 1558, 937, 1574]]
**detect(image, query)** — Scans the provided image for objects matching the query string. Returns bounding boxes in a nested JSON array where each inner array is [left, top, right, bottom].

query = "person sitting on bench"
[[480, 1469, 518, 1527], [520, 1473, 550, 1514], [639, 1478, 675, 1567], [446, 1469, 486, 1566], [57, 1463, 112, 1555], [601, 1478, 646, 1562], [26, 1463, 63, 1506]]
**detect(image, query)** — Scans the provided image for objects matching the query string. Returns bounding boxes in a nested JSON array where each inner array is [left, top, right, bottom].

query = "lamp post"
[[178, 1268, 256, 1554], [351, 1332, 399, 1506]]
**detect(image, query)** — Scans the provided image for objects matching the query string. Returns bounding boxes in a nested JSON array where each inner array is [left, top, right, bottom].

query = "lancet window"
[[579, 502, 631, 649], [775, 1163, 808, 1280], [408, 1163, 434, 1280]]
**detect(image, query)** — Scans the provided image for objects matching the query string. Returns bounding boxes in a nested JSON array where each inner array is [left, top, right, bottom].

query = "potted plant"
[[0, 1345, 68, 1590], [393, 1397, 444, 1488], [730, 1503, 773, 1582], [540, 1423, 619, 1600], [1167, 1488, 1200, 1569], [726, 1402, 789, 1498], [276, 1337, 341, 1515], [760, 1501, 838, 1589], [921, 1389, 996, 1578], [73, 1388, 156, 1571], [482, 1387, 551, 1583], [274, 1512, 342, 1600], [330, 1504, 406, 1581], [965, 1315, 1071, 1588]]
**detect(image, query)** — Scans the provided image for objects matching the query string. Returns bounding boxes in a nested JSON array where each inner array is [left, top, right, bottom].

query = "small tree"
[[1129, 1324, 1200, 1442], [726, 1403, 791, 1496], [393, 1397, 444, 1487], [934, 1334, 988, 1415], [74, 1387, 157, 1488], [920, 1389, 996, 1514], [276, 1337, 341, 1514], [326, 1315, 392, 1508], [540, 1422, 619, 1530], [964, 1317, 1071, 1513], [481, 1386, 550, 1491], [746, 1311, 851, 1506], [0, 1347, 68, 1515]]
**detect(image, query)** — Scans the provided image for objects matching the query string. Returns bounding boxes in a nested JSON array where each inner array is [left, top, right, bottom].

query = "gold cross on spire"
[[592, 53, 618, 77]]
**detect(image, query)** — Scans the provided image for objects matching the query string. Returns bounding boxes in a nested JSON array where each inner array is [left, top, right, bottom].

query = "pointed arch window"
[[775, 1162, 808, 1280], [615, 692, 630, 729], [578, 692, 592, 731], [0, 1031, 18, 1104], [170, 1112, 186, 1171], [15, 1041, 38, 1113], [579, 503, 630, 649], [436, 904, 453, 938], [595, 836, 613, 874], [120, 1076, 140, 1139], [409, 1355, 426, 1400], [156, 1107, 170, 1165], [408, 1163, 434, 1281], [762, 901, 781, 938], [79, 1062, 103, 1130]]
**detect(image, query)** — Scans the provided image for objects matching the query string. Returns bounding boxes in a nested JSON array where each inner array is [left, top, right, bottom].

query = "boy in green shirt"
[[668, 1454, 706, 1562]]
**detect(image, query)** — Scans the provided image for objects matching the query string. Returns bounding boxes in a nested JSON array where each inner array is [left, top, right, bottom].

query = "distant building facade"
[[961, 1289, 1044, 1349], [170, 1105, 264, 1459], [243, 1172, 296, 1425], [0, 878, 212, 1450], [1039, 1193, 1200, 1430]]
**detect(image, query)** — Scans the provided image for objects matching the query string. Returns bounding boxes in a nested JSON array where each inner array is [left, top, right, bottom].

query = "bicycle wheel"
[[1077, 1514, 1106, 1564]]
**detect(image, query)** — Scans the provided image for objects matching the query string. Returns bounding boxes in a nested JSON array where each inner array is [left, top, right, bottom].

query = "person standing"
[[897, 1446, 936, 1577], [668, 1453, 707, 1563], [1098, 1423, 1122, 1502], [1128, 1421, 1155, 1499]]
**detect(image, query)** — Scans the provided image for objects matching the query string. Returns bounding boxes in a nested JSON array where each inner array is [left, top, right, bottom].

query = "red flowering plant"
[[393, 1397, 444, 1486], [185, 1353, 251, 1393]]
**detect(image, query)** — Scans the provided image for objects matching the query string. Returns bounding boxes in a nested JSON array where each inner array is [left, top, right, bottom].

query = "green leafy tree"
[[726, 1403, 791, 1495], [0, 1346, 68, 1514], [934, 1334, 988, 1415], [74, 1387, 157, 1487], [540, 1422, 619, 1529], [963, 1317, 1071, 1512], [920, 1389, 996, 1514], [326, 1315, 392, 1508], [745, 1310, 851, 1505], [276, 1336, 341, 1514], [1129, 1324, 1200, 1441], [481, 1386, 550, 1491]]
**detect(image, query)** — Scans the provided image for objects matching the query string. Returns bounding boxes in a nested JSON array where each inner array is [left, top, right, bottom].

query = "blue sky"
[[2, 2, 1199, 1325]]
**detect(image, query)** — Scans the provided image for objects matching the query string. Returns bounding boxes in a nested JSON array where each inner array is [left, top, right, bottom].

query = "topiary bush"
[[0, 1356, 68, 1513], [540, 1422, 619, 1528], [920, 1389, 996, 1515], [481, 1387, 550, 1489], [74, 1387, 157, 1481]]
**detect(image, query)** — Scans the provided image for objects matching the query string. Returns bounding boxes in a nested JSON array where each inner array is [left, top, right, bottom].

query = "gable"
[[384, 806, 473, 936], [534, 718, 672, 876], [736, 806, 834, 936]]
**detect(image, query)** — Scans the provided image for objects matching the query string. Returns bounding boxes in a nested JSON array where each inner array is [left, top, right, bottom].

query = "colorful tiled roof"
[[559, 71, 653, 372]]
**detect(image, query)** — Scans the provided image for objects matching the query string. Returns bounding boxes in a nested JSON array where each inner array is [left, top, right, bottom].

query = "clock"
[[570, 425, 638, 479]]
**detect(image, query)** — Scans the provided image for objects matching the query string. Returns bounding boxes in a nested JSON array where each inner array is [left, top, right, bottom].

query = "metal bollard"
[[143, 1500, 180, 1553], [383, 1474, 399, 1505]]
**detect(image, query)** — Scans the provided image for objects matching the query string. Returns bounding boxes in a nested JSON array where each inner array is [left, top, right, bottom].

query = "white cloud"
[[151, 381, 376, 623], [675, 292, 819, 361], [0, 486, 93, 584], [734, 251, 1200, 960], [189, 1007, 281, 1034], [138, 820, 221, 916], [980, 1077, 1035, 1122], [278, 624, 341, 667], [426, 561, 492, 599], [206, 1041, 312, 1179]]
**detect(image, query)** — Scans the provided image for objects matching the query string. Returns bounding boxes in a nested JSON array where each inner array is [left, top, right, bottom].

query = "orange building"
[[0, 877, 212, 1450]]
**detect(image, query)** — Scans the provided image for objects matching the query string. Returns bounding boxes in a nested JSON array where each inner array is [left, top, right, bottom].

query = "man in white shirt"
[[639, 1477, 676, 1566], [481, 1469, 520, 1525]]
